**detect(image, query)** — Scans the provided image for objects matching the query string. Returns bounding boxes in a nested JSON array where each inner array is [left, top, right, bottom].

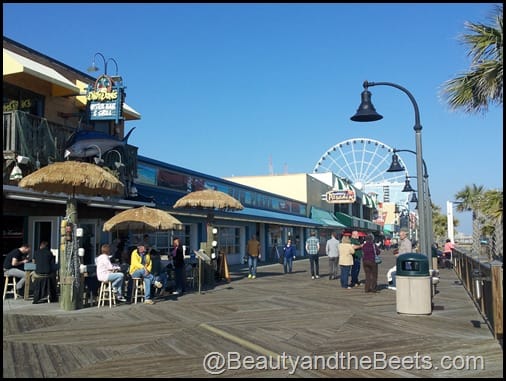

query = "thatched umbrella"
[[173, 189, 244, 211], [173, 189, 244, 290], [103, 206, 183, 233], [19, 161, 124, 311]]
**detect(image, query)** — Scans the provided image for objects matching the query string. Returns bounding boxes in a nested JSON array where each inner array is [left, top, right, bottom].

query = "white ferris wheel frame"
[[312, 137, 410, 192]]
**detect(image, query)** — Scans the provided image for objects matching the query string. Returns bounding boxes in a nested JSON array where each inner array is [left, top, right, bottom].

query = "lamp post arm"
[[105, 58, 119, 76], [393, 148, 429, 178], [363, 80, 430, 265], [363, 81, 422, 132]]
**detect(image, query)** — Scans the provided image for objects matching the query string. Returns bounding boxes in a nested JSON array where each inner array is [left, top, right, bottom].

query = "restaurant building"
[[3, 36, 379, 270]]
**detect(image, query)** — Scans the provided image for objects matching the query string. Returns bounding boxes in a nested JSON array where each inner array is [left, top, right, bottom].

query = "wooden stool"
[[131, 278, 145, 304], [3, 274, 18, 301], [97, 281, 116, 308]]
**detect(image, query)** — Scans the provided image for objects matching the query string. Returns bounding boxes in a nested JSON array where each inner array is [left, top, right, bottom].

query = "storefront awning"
[[311, 207, 346, 228], [334, 211, 382, 232], [216, 207, 320, 227], [362, 193, 377, 209], [3, 49, 81, 96], [333, 177, 353, 191]]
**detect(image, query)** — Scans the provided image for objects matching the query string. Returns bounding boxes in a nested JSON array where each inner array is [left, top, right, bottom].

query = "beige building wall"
[[225, 173, 334, 213]]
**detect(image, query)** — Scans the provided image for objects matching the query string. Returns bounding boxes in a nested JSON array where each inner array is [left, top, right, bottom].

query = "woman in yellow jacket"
[[129, 243, 155, 304], [338, 235, 355, 289]]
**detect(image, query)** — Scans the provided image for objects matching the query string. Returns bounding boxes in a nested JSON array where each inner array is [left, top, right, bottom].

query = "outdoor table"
[[24, 262, 36, 300]]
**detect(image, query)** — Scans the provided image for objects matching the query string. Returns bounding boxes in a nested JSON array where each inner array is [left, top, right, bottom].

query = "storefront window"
[[217, 226, 240, 255], [3, 83, 44, 116]]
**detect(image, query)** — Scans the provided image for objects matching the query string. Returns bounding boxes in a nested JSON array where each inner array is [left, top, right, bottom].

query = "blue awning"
[[311, 207, 346, 228], [213, 207, 320, 227]]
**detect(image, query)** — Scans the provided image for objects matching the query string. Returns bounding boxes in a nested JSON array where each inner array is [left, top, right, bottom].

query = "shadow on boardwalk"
[[3, 252, 503, 378]]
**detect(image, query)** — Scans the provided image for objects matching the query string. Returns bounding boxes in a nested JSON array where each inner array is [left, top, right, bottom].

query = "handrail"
[[452, 247, 503, 340]]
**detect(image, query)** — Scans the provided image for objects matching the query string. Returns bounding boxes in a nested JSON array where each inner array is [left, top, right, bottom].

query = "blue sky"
[[3, 3, 503, 235]]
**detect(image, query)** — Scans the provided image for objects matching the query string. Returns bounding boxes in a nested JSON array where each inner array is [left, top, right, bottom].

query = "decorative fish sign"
[[64, 127, 135, 159]]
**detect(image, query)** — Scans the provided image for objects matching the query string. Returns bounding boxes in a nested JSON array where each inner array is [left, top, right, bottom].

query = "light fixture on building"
[[129, 183, 138, 198], [87, 52, 119, 77], [9, 163, 23, 181], [107, 149, 125, 169], [87, 144, 104, 165], [16, 155, 30, 165]]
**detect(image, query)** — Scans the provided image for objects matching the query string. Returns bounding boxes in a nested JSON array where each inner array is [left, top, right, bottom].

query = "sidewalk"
[[4, 254, 503, 377]]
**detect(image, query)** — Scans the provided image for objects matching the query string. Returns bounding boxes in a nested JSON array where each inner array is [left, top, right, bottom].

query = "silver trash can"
[[395, 253, 432, 315]]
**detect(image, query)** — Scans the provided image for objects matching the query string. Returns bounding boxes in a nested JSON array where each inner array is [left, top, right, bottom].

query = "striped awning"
[[333, 177, 353, 191], [362, 193, 377, 209]]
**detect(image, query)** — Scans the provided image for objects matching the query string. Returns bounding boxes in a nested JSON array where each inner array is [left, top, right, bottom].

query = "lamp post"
[[387, 148, 433, 261], [351, 80, 431, 268]]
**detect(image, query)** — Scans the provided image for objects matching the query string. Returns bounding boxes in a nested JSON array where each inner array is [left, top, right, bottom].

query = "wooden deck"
[[3, 252, 503, 378]]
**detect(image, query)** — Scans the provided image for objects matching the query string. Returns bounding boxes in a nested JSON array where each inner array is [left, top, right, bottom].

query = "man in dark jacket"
[[3, 243, 31, 293], [172, 237, 185, 295], [32, 241, 58, 303]]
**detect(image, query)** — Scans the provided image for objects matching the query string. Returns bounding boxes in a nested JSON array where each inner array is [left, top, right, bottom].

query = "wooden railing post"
[[490, 260, 503, 340]]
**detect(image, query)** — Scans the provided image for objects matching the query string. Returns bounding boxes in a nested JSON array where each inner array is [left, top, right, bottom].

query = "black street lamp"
[[386, 148, 433, 259], [351, 80, 431, 267]]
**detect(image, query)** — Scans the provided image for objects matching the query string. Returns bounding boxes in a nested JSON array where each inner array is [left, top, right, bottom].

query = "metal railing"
[[452, 247, 503, 341], [3, 110, 138, 193]]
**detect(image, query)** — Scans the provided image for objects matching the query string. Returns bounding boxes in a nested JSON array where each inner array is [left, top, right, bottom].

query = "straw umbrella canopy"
[[103, 206, 183, 233], [18, 161, 124, 196], [173, 189, 244, 211], [173, 189, 244, 289], [18, 161, 124, 311]]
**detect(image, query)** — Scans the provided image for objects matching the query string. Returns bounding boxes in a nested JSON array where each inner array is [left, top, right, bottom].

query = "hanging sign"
[[87, 74, 124, 123]]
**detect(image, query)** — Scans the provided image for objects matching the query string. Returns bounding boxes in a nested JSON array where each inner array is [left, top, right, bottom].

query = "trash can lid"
[[396, 253, 430, 276]]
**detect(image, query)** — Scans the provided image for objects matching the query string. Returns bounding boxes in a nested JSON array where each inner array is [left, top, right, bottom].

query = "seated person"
[[3, 243, 31, 295], [149, 247, 167, 296], [32, 241, 58, 303], [96, 243, 126, 302], [129, 243, 155, 304]]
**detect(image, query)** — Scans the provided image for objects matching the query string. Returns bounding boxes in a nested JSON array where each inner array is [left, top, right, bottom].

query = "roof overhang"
[[3, 184, 155, 210], [3, 48, 81, 97]]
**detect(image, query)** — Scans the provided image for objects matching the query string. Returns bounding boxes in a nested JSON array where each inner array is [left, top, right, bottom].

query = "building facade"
[[3, 36, 382, 272]]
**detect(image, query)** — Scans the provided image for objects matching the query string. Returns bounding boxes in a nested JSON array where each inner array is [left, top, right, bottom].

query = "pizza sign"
[[322, 189, 356, 204]]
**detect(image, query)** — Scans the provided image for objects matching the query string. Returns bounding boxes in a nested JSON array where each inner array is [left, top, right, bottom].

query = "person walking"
[[325, 232, 340, 280], [282, 239, 296, 274], [443, 238, 455, 268], [387, 228, 412, 290], [350, 230, 364, 287], [246, 235, 261, 279], [305, 231, 320, 279], [362, 234, 380, 293], [338, 235, 355, 289]]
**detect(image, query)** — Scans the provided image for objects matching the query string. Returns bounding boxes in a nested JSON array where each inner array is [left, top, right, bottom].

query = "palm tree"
[[440, 4, 503, 114], [455, 184, 486, 257], [480, 189, 503, 260]]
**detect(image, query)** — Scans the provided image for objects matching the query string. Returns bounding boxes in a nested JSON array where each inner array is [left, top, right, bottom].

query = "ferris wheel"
[[313, 138, 409, 192]]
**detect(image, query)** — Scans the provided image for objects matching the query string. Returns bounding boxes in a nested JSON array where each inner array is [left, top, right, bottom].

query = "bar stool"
[[3, 273, 18, 301], [97, 280, 116, 308], [130, 277, 145, 304]]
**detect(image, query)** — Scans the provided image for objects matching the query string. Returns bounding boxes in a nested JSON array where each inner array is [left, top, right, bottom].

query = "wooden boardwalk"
[[3, 252, 503, 378]]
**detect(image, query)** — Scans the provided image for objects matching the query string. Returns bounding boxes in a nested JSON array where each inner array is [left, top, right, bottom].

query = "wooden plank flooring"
[[3, 252, 503, 378]]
